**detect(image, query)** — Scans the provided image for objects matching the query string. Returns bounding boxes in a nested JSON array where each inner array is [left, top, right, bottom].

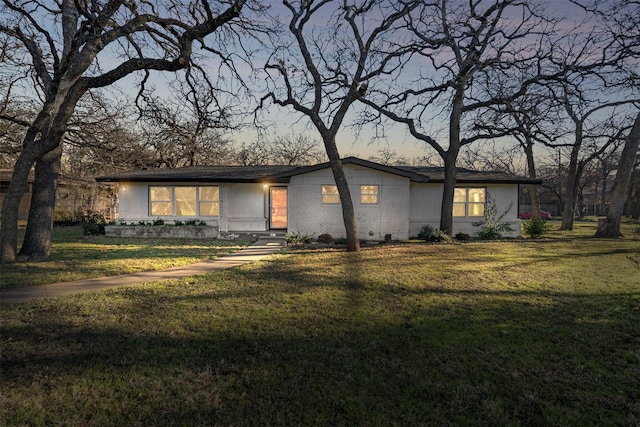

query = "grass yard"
[[0, 226, 249, 290], [1, 221, 640, 425]]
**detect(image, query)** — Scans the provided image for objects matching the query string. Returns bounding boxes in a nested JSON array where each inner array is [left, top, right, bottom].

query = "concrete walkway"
[[0, 240, 283, 306]]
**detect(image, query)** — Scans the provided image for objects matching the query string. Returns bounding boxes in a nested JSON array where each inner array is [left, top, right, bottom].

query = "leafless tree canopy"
[[0, 0, 263, 262]]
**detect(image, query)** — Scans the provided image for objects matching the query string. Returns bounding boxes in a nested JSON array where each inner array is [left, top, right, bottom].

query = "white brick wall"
[[409, 183, 521, 237], [287, 164, 411, 240]]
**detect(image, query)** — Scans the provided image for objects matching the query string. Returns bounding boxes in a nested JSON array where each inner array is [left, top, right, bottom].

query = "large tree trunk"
[[595, 111, 640, 238], [523, 139, 541, 216], [628, 169, 640, 220], [560, 144, 581, 230], [439, 153, 458, 235], [19, 145, 63, 260], [0, 106, 76, 263], [0, 145, 48, 263], [440, 86, 464, 236], [322, 135, 359, 252]]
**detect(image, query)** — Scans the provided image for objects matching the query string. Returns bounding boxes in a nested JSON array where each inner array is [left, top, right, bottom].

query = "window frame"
[[360, 185, 379, 204], [149, 185, 220, 217], [321, 185, 340, 204], [452, 187, 486, 218]]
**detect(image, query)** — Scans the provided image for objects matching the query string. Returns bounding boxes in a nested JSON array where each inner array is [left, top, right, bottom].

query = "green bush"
[[54, 212, 81, 226], [417, 225, 437, 241], [473, 194, 514, 240], [286, 232, 314, 244], [317, 233, 334, 244], [418, 225, 450, 242], [455, 232, 470, 241], [82, 212, 107, 236], [522, 216, 551, 238], [152, 218, 165, 226]]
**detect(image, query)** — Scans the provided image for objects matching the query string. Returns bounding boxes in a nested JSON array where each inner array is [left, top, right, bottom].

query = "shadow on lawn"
[[2, 267, 639, 425]]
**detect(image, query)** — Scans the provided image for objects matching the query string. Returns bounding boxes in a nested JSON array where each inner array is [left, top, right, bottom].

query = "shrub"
[[152, 218, 165, 226], [286, 232, 314, 244], [418, 225, 450, 242], [54, 212, 81, 226], [455, 232, 470, 241], [317, 233, 334, 244], [522, 216, 551, 238], [434, 230, 452, 243], [333, 237, 348, 245], [81, 212, 107, 236], [174, 220, 184, 226], [473, 194, 514, 240], [417, 225, 437, 241], [384, 233, 392, 243], [184, 219, 198, 226]]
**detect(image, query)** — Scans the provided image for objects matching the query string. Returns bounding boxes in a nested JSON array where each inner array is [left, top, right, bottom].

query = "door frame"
[[269, 186, 288, 230]]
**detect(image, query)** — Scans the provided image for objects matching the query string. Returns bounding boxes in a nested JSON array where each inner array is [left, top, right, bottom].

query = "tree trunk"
[[0, 146, 46, 263], [628, 170, 640, 220], [595, 111, 640, 238], [322, 135, 359, 252], [441, 85, 464, 236], [560, 145, 581, 230], [19, 145, 63, 260], [439, 154, 458, 235], [523, 140, 540, 216]]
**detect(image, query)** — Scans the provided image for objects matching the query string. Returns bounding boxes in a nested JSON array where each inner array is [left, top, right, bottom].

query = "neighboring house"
[[0, 169, 116, 222], [96, 157, 542, 239], [0, 169, 34, 221]]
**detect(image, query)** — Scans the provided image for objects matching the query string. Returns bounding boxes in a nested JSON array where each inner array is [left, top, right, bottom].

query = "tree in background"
[[259, 0, 420, 251], [359, 0, 559, 235], [0, 0, 260, 262], [595, 112, 640, 237]]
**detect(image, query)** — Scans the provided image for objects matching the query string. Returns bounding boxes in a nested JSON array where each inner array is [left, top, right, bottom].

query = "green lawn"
[[0, 226, 249, 290], [1, 222, 640, 425]]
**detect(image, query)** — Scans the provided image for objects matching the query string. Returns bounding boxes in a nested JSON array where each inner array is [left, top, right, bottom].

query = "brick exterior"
[[287, 164, 411, 240]]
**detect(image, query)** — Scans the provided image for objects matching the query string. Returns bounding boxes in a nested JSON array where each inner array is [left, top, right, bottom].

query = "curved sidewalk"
[[0, 240, 283, 306]]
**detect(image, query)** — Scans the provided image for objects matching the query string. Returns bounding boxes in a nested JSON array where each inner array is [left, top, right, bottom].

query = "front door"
[[269, 187, 287, 229]]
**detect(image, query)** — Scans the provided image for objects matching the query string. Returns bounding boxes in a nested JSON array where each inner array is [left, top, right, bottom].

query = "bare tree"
[[359, 0, 558, 235], [259, 0, 419, 251], [595, 111, 640, 236], [0, 78, 33, 168], [0, 0, 258, 262], [567, 0, 640, 237], [367, 147, 409, 166], [136, 86, 238, 168], [555, 93, 636, 230], [233, 134, 324, 165]]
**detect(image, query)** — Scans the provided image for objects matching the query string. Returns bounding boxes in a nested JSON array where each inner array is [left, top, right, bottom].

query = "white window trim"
[[321, 185, 340, 204], [360, 185, 379, 204], [453, 187, 486, 218], [149, 185, 220, 217]]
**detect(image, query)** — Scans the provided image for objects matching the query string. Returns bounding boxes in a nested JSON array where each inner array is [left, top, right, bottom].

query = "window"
[[150, 186, 219, 216], [360, 185, 379, 204], [453, 187, 485, 217], [198, 187, 220, 216], [322, 185, 339, 204], [150, 187, 173, 216], [175, 187, 197, 216]]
